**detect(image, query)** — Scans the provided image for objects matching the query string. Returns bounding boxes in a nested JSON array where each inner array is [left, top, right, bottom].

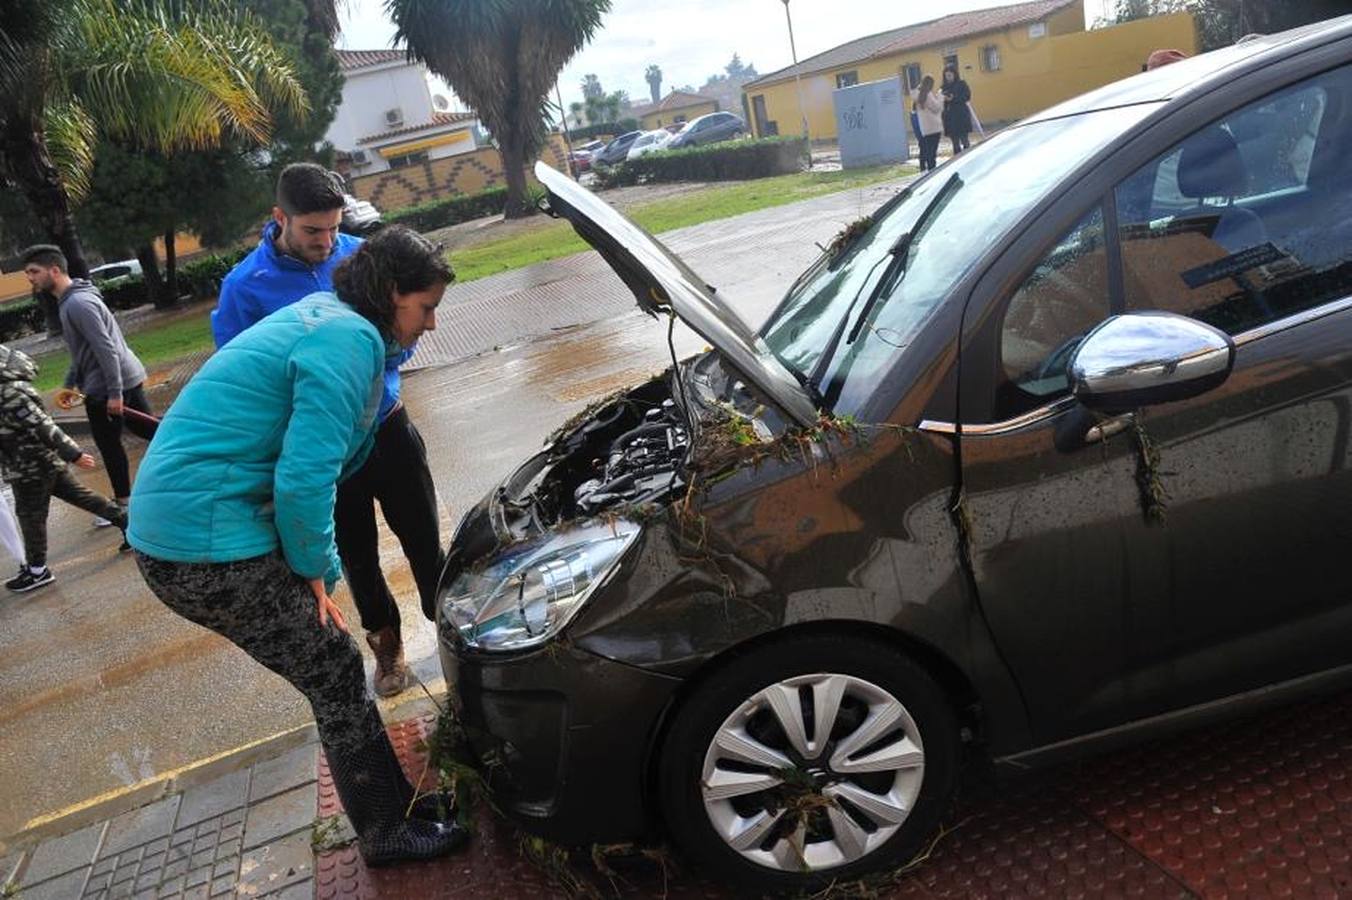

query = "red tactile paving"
[[315, 692, 1352, 898]]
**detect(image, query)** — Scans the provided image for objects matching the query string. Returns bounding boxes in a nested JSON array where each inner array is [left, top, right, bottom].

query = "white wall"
[[326, 63, 435, 152]]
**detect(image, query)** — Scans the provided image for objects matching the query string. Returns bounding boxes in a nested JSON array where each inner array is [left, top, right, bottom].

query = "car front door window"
[[998, 206, 1110, 413]]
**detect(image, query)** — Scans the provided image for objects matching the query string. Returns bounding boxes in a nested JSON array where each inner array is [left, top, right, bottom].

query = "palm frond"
[[387, 0, 609, 162], [43, 99, 96, 200], [58, 0, 308, 152]]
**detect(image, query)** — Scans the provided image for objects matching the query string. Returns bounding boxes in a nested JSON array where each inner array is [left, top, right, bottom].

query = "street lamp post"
[[780, 0, 812, 168]]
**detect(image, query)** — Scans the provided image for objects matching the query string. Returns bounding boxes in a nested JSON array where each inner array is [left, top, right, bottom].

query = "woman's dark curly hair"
[[332, 226, 453, 334]]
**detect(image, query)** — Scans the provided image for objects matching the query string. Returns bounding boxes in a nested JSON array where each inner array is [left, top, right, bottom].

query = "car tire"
[[658, 632, 959, 892]]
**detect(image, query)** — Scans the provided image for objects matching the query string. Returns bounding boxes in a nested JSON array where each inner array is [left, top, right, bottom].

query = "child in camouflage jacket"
[[0, 344, 127, 592]]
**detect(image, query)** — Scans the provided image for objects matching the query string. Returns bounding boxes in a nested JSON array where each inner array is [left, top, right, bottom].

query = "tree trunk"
[[160, 229, 178, 308], [499, 139, 534, 220], [1, 114, 91, 278], [136, 244, 164, 304]]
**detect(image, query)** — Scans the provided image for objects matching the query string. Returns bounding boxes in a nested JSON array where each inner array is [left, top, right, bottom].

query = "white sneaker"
[[92, 515, 114, 528]]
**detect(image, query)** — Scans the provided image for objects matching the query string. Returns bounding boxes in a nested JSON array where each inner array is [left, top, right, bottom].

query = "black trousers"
[[85, 383, 156, 500], [918, 133, 942, 171], [334, 406, 444, 633], [12, 467, 125, 567], [949, 131, 972, 156]]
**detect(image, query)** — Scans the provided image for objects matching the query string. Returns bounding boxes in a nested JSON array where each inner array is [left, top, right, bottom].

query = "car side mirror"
[[1068, 311, 1234, 413]]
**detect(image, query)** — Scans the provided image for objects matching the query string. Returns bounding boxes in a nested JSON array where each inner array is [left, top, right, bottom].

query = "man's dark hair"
[[275, 163, 346, 216], [20, 244, 67, 273], [332, 226, 453, 334]]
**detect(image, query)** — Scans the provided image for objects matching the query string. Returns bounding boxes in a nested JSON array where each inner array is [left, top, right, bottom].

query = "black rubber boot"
[[325, 707, 469, 867]]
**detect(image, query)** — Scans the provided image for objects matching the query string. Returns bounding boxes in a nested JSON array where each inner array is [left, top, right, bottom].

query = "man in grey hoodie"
[[21, 246, 156, 516]]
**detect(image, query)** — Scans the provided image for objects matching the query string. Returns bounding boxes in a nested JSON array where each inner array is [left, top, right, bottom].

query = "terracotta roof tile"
[[628, 90, 714, 119], [359, 111, 477, 145], [744, 0, 1079, 89], [336, 49, 406, 71]]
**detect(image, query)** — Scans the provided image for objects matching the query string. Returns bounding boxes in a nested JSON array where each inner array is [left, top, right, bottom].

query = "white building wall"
[[326, 63, 435, 152]]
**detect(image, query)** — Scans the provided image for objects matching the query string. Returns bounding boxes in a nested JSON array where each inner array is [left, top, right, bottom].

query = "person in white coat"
[[911, 75, 945, 172]]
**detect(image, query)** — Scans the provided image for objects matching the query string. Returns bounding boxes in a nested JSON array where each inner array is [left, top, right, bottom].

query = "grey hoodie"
[[58, 280, 147, 399]]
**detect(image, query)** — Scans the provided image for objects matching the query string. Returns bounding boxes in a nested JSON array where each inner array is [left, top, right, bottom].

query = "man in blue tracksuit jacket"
[[212, 163, 443, 699]]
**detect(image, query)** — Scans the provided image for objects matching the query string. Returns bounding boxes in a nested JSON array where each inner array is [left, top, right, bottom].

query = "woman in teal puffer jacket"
[[128, 227, 467, 866]]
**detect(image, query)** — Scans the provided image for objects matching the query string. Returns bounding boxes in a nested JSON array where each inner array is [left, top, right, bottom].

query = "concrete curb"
[[0, 688, 446, 858]]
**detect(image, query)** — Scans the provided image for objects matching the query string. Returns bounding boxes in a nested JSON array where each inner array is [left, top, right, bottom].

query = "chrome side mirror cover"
[[1069, 311, 1235, 412]]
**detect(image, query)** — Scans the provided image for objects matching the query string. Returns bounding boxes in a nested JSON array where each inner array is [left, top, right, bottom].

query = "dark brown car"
[[437, 19, 1352, 891]]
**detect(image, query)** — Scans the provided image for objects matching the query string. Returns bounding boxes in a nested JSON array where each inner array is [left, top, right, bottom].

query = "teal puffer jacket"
[[128, 292, 387, 587]]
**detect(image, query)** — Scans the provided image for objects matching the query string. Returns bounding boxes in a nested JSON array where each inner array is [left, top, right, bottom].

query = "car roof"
[[1022, 16, 1352, 125]]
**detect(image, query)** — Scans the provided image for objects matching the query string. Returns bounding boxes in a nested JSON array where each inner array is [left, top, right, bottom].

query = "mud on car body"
[[437, 18, 1352, 892]]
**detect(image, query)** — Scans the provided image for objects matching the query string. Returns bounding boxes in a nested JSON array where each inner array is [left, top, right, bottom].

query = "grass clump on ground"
[[451, 163, 915, 282]]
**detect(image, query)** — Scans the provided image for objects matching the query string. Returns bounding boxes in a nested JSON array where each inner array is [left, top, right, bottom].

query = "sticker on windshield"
[[1180, 242, 1285, 289]]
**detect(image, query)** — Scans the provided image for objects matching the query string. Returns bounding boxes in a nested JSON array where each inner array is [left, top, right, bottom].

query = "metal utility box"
[[832, 77, 909, 169]]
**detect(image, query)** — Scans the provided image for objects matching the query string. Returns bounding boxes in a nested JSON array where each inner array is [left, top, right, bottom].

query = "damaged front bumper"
[[438, 634, 681, 843]]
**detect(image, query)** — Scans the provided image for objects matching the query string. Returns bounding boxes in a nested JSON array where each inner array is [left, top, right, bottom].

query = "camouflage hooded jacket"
[[0, 345, 83, 481]]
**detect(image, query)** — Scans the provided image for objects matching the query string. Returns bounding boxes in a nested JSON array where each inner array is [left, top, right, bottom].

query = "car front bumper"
[[439, 633, 683, 844]]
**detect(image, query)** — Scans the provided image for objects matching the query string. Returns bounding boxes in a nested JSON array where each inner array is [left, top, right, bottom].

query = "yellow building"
[[741, 0, 1197, 141], [629, 91, 719, 131]]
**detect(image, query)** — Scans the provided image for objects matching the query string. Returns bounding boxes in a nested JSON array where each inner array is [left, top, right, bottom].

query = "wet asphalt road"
[[0, 175, 914, 840]]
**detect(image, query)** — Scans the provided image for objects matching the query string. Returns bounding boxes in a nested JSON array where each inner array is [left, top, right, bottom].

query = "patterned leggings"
[[134, 551, 384, 755]]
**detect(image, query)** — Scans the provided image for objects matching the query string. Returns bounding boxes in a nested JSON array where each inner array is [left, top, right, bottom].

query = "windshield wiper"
[[845, 173, 963, 345], [804, 174, 963, 396]]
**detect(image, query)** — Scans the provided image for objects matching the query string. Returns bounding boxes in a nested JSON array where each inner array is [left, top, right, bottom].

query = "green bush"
[[0, 298, 48, 342], [99, 275, 150, 310], [594, 136, 808, 187], [385, 188, 512, 232], [178, 246, 250, 299]]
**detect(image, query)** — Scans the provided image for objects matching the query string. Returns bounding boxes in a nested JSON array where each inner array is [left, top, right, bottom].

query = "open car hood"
[[535, 162, 818, 426]]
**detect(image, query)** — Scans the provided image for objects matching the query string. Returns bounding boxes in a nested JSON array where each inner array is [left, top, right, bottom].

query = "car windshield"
[[762, 103, 1160, 412]]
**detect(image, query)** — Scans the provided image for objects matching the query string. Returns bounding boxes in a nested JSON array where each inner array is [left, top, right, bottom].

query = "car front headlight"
[[442, 519, 641, 651]]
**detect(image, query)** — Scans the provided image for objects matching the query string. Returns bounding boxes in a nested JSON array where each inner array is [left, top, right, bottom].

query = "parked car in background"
[[89, 259, 142, 284], [340, 192, 382, 236], [592, 130, 642, 167], [569, 139, 606, 174], [437, 18, 1352, 892], [667, 111, 745, 149], [626, 129, 673, 161]]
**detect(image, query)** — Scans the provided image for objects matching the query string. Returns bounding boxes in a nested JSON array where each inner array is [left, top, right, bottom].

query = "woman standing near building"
[[127, 227, 467, 866], [911, 74, 944, 171], [941, 64, 974, 156]]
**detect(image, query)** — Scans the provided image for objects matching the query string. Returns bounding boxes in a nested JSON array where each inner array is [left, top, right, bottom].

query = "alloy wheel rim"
[[700, 672, 925, 873]]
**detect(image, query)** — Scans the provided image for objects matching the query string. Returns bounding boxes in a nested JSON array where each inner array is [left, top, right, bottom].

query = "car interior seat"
[[1174, 125, 1269, 252]]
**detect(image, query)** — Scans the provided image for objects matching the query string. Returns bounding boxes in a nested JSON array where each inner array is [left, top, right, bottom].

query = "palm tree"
[[569, 101, 585, 128], [645, 64, 662, 105], [387, 0, 611, 218], [0, 0, 306, 276]]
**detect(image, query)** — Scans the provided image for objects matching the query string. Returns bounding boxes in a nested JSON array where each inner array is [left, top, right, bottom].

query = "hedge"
[[69, 245, 255, 319], [593, 136, 808, 187], [0, 299, 49, 342], [384, 184, 547, 233]]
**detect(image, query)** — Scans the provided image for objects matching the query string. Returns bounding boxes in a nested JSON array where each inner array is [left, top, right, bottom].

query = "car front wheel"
[[658, 633, 960, 891]]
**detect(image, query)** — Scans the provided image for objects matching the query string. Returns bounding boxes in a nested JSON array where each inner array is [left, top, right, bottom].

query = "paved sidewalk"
[[9, 685, 1352, 898]]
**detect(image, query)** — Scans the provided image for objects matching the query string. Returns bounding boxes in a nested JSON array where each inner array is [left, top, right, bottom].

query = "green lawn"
[[451, 163, 916, 282], [28, 164, 914, 386], [31, 313, 214, 393]]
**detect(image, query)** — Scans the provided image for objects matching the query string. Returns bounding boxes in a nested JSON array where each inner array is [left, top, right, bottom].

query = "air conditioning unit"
[[350, 149, 369, 165], [383, 107, 404, 126]]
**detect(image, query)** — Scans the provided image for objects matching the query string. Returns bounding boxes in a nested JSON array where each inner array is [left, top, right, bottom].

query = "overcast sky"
[[338, 0, 1115, 113]]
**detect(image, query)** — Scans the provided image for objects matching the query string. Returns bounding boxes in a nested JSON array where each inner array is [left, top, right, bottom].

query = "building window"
[[903, 63, 922, 90], [1028, 22, 1047, 38], [943, 54, 959, 72], [835, 70, 859, 89], [981, 45, 1002, 72], [387, 149, 429, 169]]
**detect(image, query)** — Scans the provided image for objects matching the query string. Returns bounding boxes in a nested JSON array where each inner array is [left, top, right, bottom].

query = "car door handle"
[[1085, 412, 1135, 445]]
